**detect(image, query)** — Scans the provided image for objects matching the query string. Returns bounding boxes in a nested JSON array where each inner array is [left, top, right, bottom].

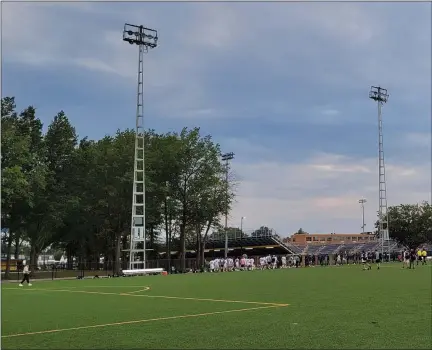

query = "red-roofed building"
[[283, 232, 377, 245]]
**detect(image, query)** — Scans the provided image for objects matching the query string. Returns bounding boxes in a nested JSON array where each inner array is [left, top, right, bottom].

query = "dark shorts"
[[418, 257, 422, 261], [375, 259, 381, 263], [240, 264, 245, 268]]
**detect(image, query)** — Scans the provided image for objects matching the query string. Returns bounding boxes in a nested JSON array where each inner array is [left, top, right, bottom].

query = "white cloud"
[[3, 2, 429, 120], [228, 144, 431, 236], [3, 2, 430, 237]]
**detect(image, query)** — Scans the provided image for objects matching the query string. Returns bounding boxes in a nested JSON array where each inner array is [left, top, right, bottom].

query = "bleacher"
[[178, 229, 298, 258], [168, 229, 404, 259], [289, 239, 403, 256]]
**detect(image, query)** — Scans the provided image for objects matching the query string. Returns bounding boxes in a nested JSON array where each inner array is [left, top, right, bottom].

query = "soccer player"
[[409, 249, 416, 269], [421, 248, 427, 265], [281, 255, 287, 268], [272, 255, 277, 269], [417, 249, 422, 266], [19, 264, 32, 287], [361, 251, 371, 270], [374, 250, 381, 270], [403, 250, 410, 268]]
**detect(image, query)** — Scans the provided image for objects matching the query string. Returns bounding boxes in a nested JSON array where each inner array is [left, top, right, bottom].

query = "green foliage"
[[382, 202, 432, 249], [1, 97, 234, 272]]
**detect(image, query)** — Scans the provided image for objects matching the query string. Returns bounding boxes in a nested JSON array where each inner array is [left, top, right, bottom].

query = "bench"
[[122, 268, 164, 276]]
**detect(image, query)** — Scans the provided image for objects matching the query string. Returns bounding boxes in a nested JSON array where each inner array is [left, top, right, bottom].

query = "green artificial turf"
[[2, 263, 431, 349]]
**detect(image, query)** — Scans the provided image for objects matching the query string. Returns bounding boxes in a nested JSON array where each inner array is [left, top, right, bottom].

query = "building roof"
[[293, 232, 374, 236]]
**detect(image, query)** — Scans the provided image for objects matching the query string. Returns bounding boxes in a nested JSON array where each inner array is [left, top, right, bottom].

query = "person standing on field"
[[421, 248, 427, 265], [19, 264, 32, 287]]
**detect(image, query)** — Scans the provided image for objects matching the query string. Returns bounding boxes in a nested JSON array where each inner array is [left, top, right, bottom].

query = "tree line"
[[1, 97, 236, 276]]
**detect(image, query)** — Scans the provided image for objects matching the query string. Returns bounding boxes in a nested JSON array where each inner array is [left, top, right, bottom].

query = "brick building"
[[284, 232, 377, 245]]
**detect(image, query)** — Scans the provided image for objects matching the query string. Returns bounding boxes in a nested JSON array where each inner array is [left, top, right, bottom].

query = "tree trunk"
[[180, 224, 186, 272], [66, 244, 73, 269], [114, 234, 122, 275], [4, 232, 13, 279], [14, 233, 20, 259], [196, 229, 201, 268], [200, 241, 206, 269], [200, 221, 212, 270], [30, 245, 39, 269]]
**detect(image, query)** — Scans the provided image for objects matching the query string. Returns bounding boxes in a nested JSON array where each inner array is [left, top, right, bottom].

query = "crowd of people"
[[205, 248, 429, 273], [400, 247, 428, 269], [207, 254, 302, 272]]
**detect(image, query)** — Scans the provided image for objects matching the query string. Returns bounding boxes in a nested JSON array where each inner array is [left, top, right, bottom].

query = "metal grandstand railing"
[[270, 236, 298, 255]]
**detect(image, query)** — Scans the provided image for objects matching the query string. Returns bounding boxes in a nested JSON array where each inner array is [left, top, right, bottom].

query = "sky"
[[2, 1, 431, 237]]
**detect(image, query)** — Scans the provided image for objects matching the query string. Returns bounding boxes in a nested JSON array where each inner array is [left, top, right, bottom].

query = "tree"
[[1, 98, 34, 276], [378, 202, 432, 249], [168, 127, 230, 272], [295, 228, 307, 234], [2, 96, 238, 275], [251, 226, 274, 237]]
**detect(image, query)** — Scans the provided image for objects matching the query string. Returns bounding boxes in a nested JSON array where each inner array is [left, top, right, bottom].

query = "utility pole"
[[122, 23, 158, 270], [358, 198, 367, 233], [221, 152, 234, 259], [369, 86, 390, 261], [240, 216, 246, 256]]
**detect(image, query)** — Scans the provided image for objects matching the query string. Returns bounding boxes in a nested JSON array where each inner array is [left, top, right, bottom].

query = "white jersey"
[[259, 257, 265, 266], [209, 261, 215, 270]]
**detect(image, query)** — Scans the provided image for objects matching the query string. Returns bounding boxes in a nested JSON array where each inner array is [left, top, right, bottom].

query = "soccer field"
[[2, 264, 431, 349]]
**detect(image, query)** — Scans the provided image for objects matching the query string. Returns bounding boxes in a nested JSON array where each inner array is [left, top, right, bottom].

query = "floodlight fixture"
[[123, 23, 158, 49], [369, 86, 389, 103]]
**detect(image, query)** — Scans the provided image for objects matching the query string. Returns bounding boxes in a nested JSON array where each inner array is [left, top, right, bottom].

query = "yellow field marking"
[[126, 287, 151, 294], [136, 294, 289, 307], [73, 285, 152, 288], [3, 287, 288, 307], [2, 304, 286, 339]]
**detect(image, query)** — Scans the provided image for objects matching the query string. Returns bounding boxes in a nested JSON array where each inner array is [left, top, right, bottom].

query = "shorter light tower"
[[369, 85, 390, 260], [222, 152, 234, 259], [240, 216, 246, 256], [358, 198, 367, 233]]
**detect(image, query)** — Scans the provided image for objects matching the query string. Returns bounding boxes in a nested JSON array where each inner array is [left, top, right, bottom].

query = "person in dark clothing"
[[19, 264, 32, 286], [409, 249, 416, 269]]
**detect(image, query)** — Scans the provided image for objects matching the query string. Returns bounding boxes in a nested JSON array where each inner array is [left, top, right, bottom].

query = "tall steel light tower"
[[222, 152, 234, 259], [369, 86, 390, 260], [358, 198, 367, 233], [123, 23, 158, 270]]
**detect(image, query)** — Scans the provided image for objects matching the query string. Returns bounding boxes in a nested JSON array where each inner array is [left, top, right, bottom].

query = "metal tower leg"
[[129, 44, 146, 270], [378, 101, 389, 261], [370, 86, 390, 262]]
